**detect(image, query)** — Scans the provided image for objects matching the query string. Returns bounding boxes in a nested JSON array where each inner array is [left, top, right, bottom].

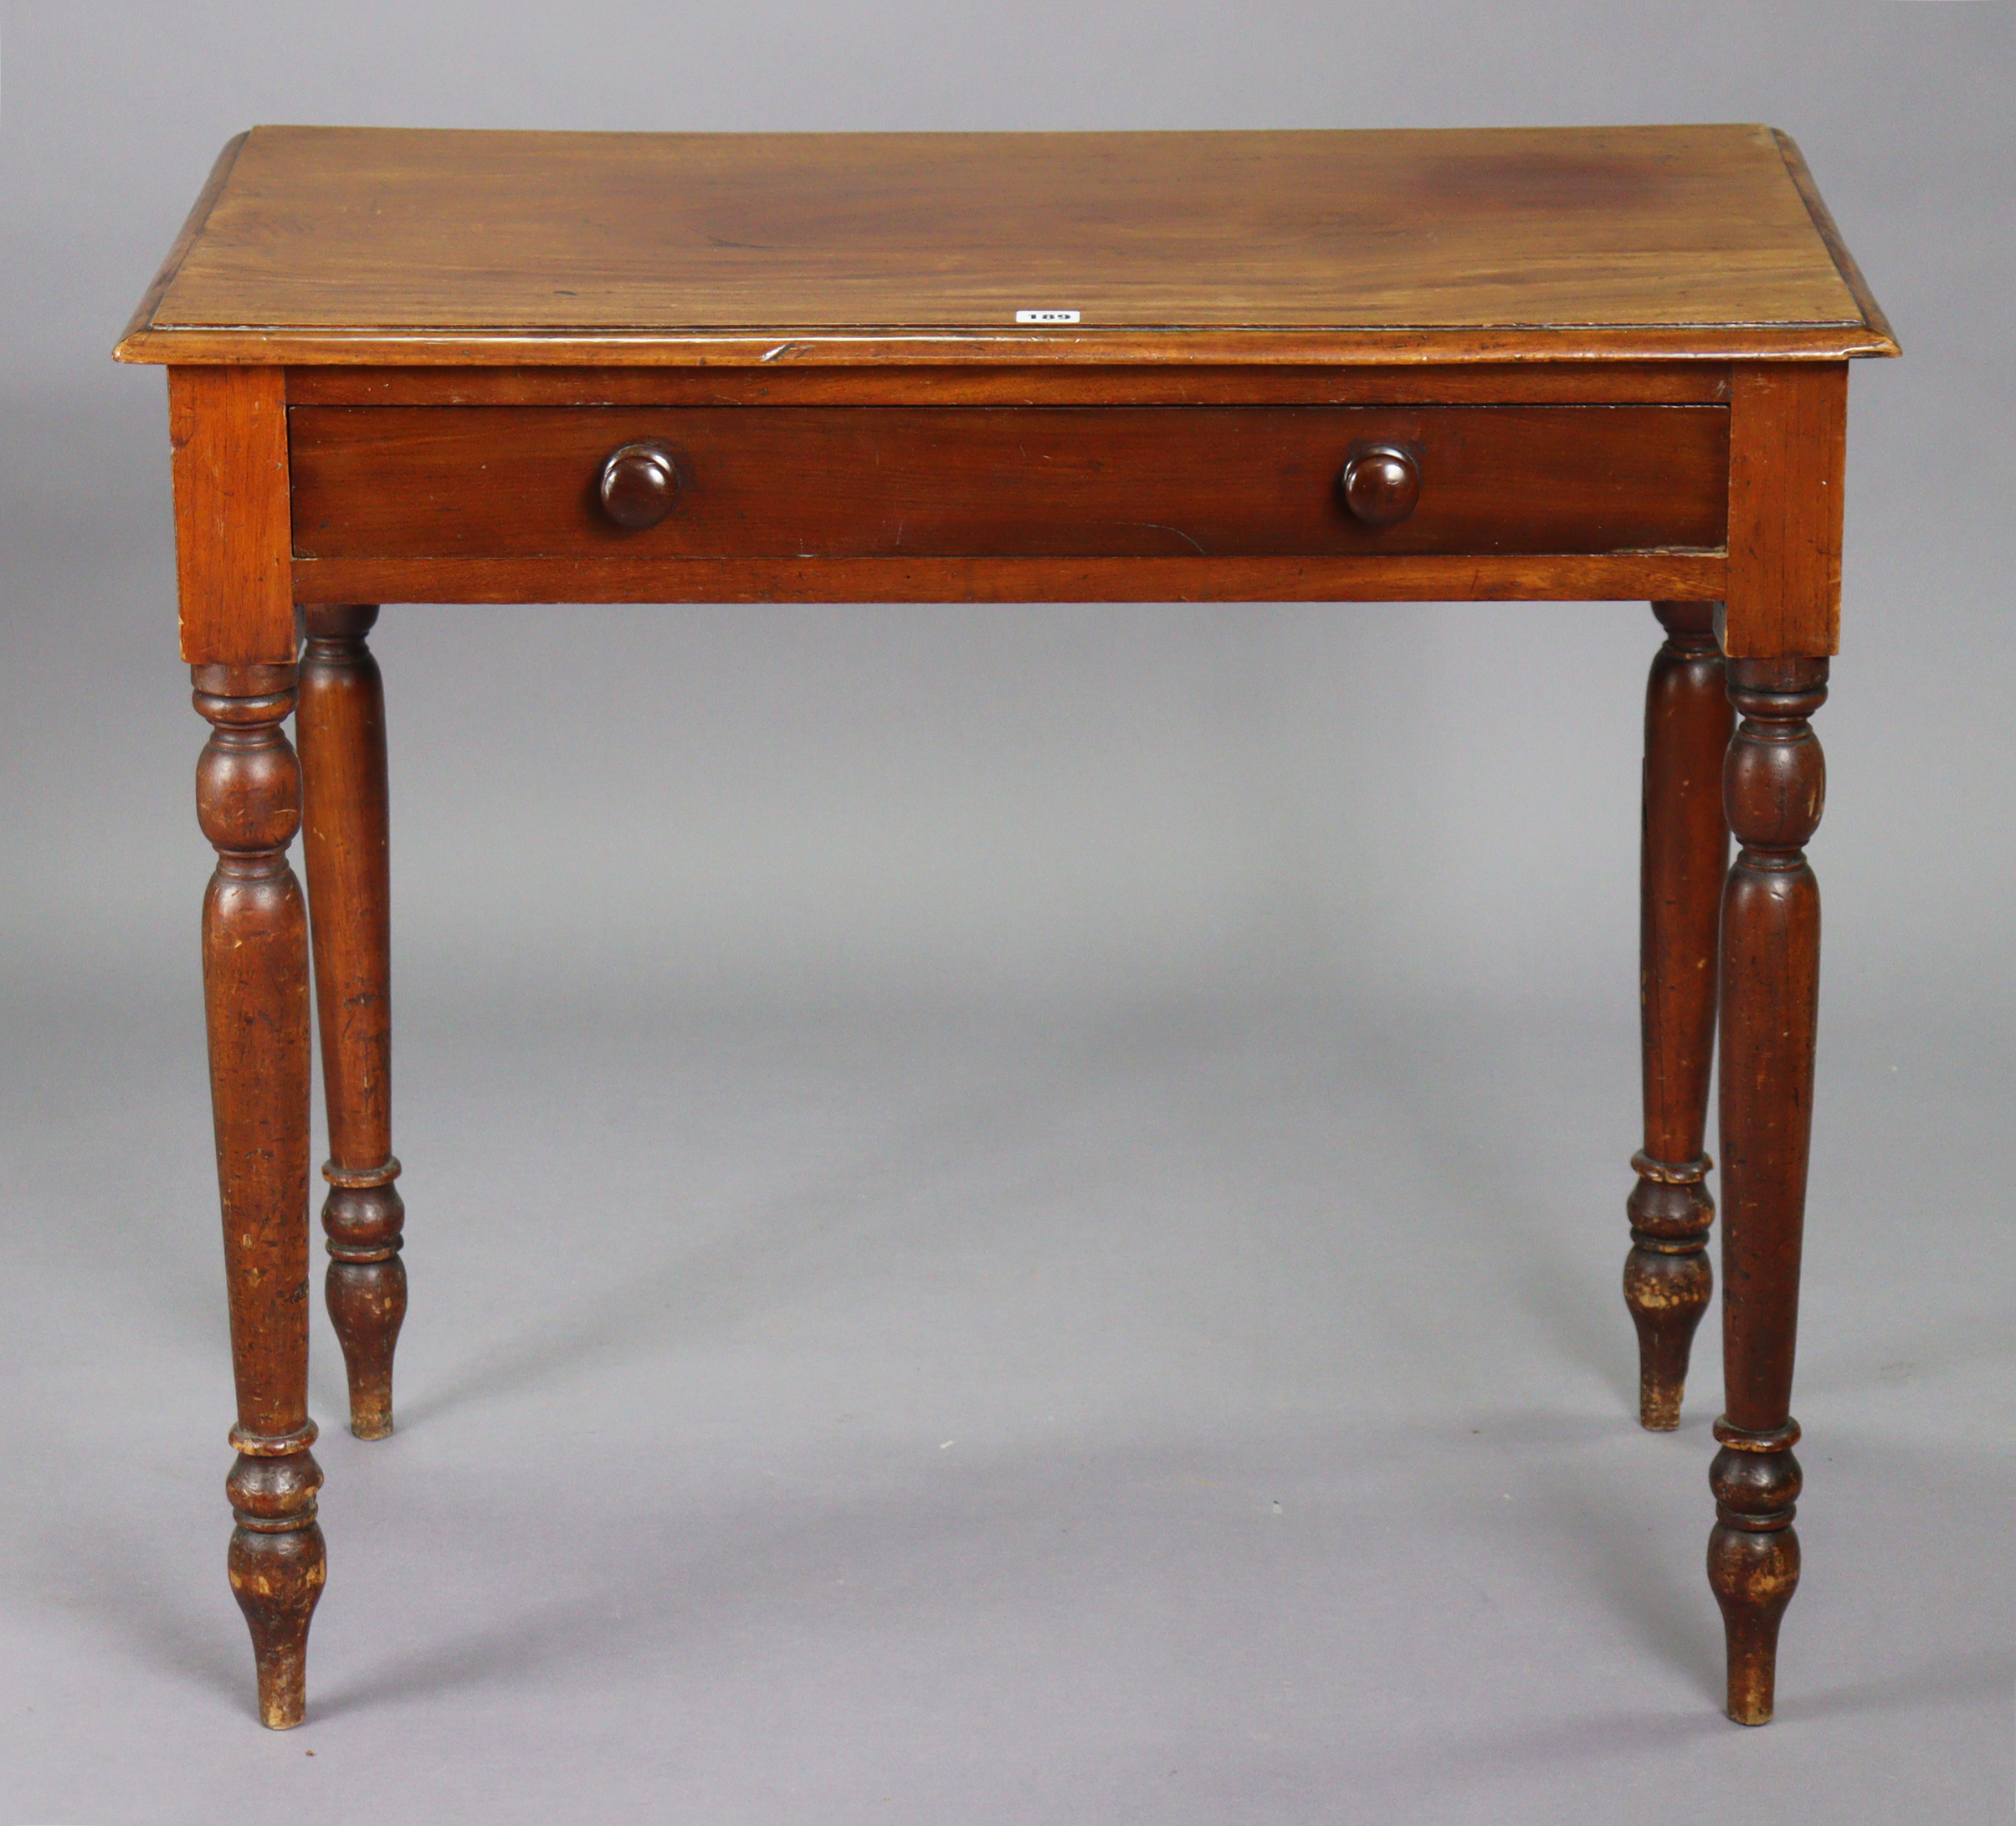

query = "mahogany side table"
[[115, 124, 1897, 1729]]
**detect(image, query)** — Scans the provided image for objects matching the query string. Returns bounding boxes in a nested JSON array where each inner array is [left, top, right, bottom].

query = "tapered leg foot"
[[1708, 1422, 1803, 1724], [324, 1162, 407, 1439], [227, 1439, 327, 1728], [1627, 603, 1731, 1430], [1625, 1153, 1714, 1429]]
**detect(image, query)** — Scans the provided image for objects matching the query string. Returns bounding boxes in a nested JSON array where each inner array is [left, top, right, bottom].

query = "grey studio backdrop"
[[2, 3, 2011, 1822]]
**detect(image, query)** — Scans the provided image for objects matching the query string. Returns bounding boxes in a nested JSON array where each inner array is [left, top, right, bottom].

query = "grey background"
[[3, 2, 2013, 1820]]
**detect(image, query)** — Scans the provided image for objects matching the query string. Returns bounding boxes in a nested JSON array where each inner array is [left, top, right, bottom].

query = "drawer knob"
[[1339, 444, 1420, 528], [598, 440, 682, 529]]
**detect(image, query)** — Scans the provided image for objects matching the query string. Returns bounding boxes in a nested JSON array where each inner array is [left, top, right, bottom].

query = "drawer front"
[[290, 405, 1728, 561]]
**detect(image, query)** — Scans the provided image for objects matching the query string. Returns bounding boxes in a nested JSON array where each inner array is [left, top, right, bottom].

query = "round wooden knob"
[[1339, 444, 1421, 527], [598, 440, 681, 529]]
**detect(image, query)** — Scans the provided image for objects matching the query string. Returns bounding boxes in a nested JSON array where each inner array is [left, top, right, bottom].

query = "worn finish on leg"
[[1625, 601, 1733, 1428], [298, 603, 405, 1439], [1711, 655, 1827, 1724], [196, 662, 326, 1729]]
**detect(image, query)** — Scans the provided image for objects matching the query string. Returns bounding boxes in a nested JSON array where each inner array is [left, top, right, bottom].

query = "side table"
[[115, 123, 1898, 1728]]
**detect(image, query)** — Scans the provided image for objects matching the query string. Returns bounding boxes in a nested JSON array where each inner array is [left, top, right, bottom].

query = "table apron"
[[288, 403, 1731, 570]]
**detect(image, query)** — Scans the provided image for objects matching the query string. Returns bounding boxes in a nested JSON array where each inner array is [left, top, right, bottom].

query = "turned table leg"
[[298, 604, 406, 1439], [1624, 602, 1733, 1428], [1709, 655, 1827, 1724], [195, 662, 326, 1730]]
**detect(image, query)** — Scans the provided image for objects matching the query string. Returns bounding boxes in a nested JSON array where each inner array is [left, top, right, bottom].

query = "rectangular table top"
[[116, 124, 1895, 369]]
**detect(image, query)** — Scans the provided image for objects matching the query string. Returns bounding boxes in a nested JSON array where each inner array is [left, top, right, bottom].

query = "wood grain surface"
[[115, 126, 1898, 367]]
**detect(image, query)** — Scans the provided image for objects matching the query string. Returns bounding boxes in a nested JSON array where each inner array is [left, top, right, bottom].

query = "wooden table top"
[[116, 124, 1895, 369]]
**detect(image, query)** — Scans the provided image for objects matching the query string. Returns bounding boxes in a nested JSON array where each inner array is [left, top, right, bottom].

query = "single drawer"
[[290, 405, 1728, 561]]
